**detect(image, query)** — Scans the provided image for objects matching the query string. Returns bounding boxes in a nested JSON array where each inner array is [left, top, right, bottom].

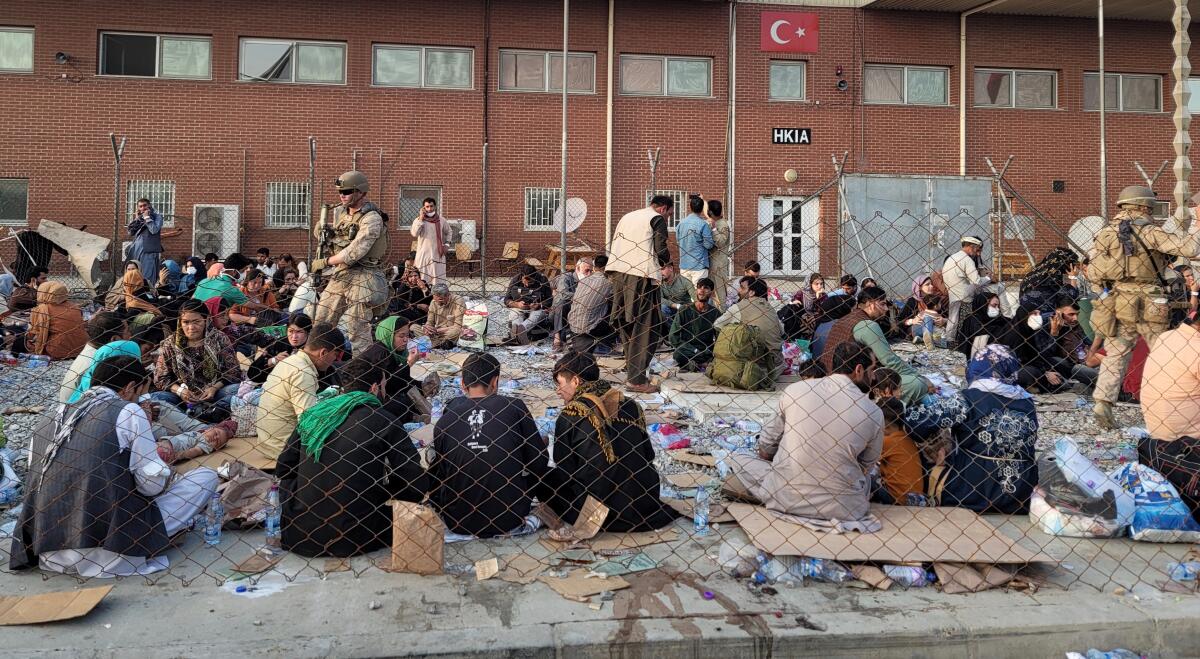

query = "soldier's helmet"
[[1115, 185, 1156, 209], [335, 171, 369, 194]]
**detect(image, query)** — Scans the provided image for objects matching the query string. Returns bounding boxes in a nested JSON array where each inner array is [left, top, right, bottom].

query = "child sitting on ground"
[[870, 368, 926, 505]]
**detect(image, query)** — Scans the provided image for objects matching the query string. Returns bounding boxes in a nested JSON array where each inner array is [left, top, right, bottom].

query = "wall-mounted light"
[[54, 51, 72, 64], [835, 65, 847, 92], [784, 169, 799, 183]]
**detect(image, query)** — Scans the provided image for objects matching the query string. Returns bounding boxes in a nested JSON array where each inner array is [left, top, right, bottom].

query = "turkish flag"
[[761, 12, 819, 53]]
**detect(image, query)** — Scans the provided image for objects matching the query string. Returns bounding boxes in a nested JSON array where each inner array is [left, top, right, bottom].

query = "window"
[[100, 32, 211, 79], [974, 68, 1056, 108], [1083, 73, 1161, 112], [645, 189, 687, 231], [864, 64, 948, 105], [1188, 78, 1200, 113], [619, 55, 711, 97], [399, 186, 442, 221], [265, 182, 311, 228], [524, 187, 563, 231], [240, 39, 345, 84], [769, 60, 806, 101], [0, 27, 33, 72], [126, 180, 176, 228], [498, 49, 595, 93], [0, 179, 28, 226], [372, 45, 472, 89]]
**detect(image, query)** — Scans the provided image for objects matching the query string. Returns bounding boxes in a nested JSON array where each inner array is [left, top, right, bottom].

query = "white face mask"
[[1027, 314, 1044, 331], [987, 306, 1000, 318], [185, 266, 197, 276]]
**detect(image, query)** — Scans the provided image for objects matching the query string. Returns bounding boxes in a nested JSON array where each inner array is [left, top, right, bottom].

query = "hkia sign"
[[760, 11, 819, 53]]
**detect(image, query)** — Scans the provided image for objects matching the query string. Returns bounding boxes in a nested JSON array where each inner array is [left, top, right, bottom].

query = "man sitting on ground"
[[429, 353, 548, 538], [504, 264, 553, 345], [1017, 294, 1099, 393], [10, 267, 47, 311], [709, 278, 784, 389], [278, 345, 427, 557], [256, 325, 345, 460], [567, 260, 614, 354], [820, 287, 930, 406], [1139, 315, 1200, 523], [669, 277, 720, 371], [412, 283, 465, 349], [551, 258, 592, 352], [726, 343, 883, 530], [10, 356, 219, 576], [658, 263, 695, 327]]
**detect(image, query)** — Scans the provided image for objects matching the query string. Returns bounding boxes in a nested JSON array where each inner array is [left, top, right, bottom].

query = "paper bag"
[[386, 500, 444, 575]]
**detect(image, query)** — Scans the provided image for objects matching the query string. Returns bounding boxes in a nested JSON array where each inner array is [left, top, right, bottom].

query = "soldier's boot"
[[1093, 400, 1117, 430]]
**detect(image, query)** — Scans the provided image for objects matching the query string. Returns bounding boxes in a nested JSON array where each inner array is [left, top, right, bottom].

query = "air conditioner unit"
[[192, 205, 239, 257]]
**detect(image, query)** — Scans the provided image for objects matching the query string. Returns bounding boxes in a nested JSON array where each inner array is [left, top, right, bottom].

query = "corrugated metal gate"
[[839, 174, 993, 295]]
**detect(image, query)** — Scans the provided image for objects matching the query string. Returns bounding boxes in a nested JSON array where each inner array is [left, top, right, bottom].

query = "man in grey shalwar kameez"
[[127, 198, 164, 288]]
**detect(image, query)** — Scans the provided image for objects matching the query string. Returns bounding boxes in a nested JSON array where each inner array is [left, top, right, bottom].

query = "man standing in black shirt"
[[429, 353, 548, 537]]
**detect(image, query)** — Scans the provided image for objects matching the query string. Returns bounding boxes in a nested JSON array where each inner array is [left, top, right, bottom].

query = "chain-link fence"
[[1, 188, 1198, 614]]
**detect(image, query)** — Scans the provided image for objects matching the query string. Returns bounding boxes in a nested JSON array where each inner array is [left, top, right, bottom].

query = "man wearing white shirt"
[[941, 235, 990, 346], [10, 356, 218, 577]]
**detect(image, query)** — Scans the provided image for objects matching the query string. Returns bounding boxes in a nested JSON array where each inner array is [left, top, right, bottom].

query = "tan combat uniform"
[[313, 201, 390, 354], [1090, 208, 1200, 405]]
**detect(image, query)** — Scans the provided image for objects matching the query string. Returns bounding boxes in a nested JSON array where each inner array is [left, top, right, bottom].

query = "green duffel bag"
[[708, 322, 772, 391]]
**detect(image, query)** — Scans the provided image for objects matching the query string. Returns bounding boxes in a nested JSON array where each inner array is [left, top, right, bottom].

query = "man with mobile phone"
[[127, 197, 164, 288]]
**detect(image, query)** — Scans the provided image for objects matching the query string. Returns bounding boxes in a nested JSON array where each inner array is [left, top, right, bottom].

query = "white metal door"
[[757, 196, 819, 276]]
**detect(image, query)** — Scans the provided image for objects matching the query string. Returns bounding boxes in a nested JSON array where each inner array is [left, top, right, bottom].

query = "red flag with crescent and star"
[[761, 11, 819, 53]]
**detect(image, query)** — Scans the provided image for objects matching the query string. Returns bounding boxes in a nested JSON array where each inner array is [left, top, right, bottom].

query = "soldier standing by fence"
[[312, 171, 390, 355], [1089, 185, 1200, 429]]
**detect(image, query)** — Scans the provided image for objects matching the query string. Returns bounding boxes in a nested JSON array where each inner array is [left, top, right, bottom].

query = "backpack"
[[708, 322, 773, 391]]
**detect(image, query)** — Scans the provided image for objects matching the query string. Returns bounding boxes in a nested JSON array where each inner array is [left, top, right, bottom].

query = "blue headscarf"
[[162, 259, 183, 293], [68, 340, 141, 403], [966, 344, 1031, 399]]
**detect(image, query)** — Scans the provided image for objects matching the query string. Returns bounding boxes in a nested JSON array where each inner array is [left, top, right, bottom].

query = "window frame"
[[0, 26, 34, 73], [768, 59, 808, 102], [371, 44, 474, 90], [863, 64, 950, 106], [497, 48, 595, 94], [973, 67, 1057, 109], [98, 31, 212, 80], [524, 186, 563, 232], [0, 178, 29, 226], [125, 180, 177, 228], [1082, 72, 1163, 113], [239, 37, 347, 86], [645, 189, 687, 232], [264, 181, 312, 229], [618, 54, 712, 98]]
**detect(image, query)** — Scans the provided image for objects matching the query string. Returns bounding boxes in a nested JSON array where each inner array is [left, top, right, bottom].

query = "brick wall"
[[0, 0, 1194, 284]]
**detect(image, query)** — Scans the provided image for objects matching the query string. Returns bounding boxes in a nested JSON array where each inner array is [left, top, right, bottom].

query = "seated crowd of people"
[[7, 227, 1199, 576]]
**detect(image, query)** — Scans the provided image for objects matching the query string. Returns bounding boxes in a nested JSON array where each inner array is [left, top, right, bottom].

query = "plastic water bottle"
[[264, 484, 281, 551], [431, 399, 445, 424], [693, 485, 711, 536], [795, 557, 853, 583], [1167, 561, 1200, 582], [203, 491, 223, 546], [883, 564, 933, 587]]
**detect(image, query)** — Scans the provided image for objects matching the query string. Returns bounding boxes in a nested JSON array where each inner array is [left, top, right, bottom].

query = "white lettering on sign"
[[772, 128, 811, 145]]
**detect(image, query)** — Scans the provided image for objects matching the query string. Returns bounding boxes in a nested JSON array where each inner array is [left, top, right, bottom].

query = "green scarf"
[[374, 316, 408, 364], [296, 391, 381, 462]]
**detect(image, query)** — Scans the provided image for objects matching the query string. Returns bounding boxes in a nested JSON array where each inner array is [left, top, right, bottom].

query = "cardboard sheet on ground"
[[728, 503, 1055, 564], [663, 498, 735, 524], [497, 554, 546, 584], [669, 371, 801, 394], [668, 449, 718, 468], [540, 528, 680, 553], [0, 586, 113, 625], [539, 569, 629, 601], [178, 436, 276, 472], [597, 357, 626, 371], [518, 386, 561, 417]]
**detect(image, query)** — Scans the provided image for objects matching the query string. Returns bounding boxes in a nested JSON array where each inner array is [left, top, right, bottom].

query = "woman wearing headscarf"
[[372, 314, 424, 422], [123, 264, 160, 315], [152, 298, 242, 411], [156, 260, 183, 297], [898, 275, 948, 347], [68, 340, 141, 403], [544, 352, 678, 537], [955, 291, 1010, 357], [1019, 247, 1079, 313], [904, 344, 1039, 513], [28, 281, 88, 360], [180, 257, 205, 293]]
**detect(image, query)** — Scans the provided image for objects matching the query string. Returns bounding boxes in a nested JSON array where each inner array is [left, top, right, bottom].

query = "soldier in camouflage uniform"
[[312, 171, 390, 355], [1089, 185, 1200, 429]]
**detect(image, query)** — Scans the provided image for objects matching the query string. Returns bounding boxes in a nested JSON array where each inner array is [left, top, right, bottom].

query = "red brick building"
[[0, 0, 1192, 285]]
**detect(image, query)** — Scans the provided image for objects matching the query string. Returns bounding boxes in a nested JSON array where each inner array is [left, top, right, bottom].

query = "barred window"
[[0, 178, 28, 226], [0, 27, 34, 73], [240, 38, 345, 85], [524, 187, 562, 231], [399, 186, 442, 222], [126, 180, 176, 227], [646, 189, 687, 231], [266, 182, 311, 228]]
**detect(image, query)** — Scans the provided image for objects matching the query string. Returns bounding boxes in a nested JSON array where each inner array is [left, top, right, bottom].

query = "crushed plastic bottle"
[[883, 565, 933, 587], [693, 485, 711, 536], [264, 484, 281, 551], [793, 557, 854, 583], [204, 491, 224, 546], [1167, 561, 1199, 582]]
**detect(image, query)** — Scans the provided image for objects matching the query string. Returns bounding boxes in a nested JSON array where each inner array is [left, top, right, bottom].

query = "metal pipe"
[[604, 0, 614, 246], [308, 137, 316, 264], [241, 147, 248, 251], [1098, 0, 1107, 216], [959, 0, 1012, 176], [108, 133, 126, 278], [481, 141, 489, 293], [726, 0, 737, 278], [559, 0, 569, 275], [482, 0, 492, 293]]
